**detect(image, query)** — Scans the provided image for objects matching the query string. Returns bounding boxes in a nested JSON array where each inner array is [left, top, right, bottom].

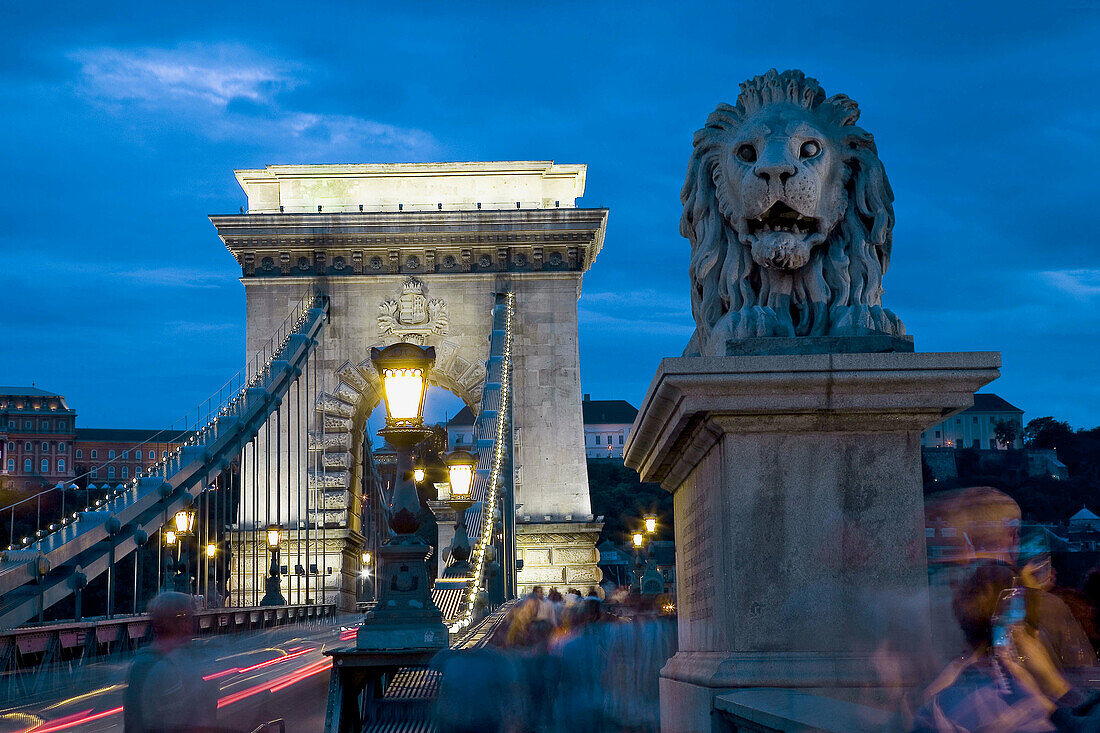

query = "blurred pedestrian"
[[123, 592, 217, 733]]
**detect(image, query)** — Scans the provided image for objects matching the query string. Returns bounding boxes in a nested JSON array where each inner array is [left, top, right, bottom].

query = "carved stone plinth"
[[624, 351, 1000, 732], [356, 535, 448, 651], [515, 521, 602, 595]]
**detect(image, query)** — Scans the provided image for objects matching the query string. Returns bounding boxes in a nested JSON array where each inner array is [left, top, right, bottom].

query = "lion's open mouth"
[[745, 202, 820, 237]]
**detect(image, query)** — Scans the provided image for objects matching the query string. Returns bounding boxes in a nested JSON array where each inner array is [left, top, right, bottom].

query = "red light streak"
[[23, 706, 122, 733], [203, 647, 311, 681], [216, 656, 332, 708], [268, 658, 332, 693]]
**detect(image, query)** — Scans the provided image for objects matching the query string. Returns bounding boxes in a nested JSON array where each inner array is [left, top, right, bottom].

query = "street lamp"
[[644, 514, 658, 535], [355, 343, 449, 651], [174, 509, 196, 535], [443, 450, 479, 575], [358, 550, 373, 603], [632, 531, 645, 549], [206, 542, 217, 559], [372, 343, 435, 533], [413, 467, 426, 484], [260, 524, 286, 606]]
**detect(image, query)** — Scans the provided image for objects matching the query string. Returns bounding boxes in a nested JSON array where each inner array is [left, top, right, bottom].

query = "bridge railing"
[[0, 290, 329, 627], [432, 292, 514, 632], [0, 602, 337, 703], [1, 287, 319, 554]]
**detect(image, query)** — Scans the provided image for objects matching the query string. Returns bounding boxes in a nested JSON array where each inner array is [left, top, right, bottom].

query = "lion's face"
[[717, 104, 847, 271]]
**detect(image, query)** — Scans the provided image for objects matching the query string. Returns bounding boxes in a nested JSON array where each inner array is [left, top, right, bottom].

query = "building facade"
[[921, 393, 1024, 450], [72, 428, 190, 486], [0, 387, 77, 493], [446, 406, 476, 451], [582, 395, 638, 459]]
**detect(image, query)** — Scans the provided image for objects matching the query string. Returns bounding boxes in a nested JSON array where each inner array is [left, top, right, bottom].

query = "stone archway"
[[214, 162, 608, 609]]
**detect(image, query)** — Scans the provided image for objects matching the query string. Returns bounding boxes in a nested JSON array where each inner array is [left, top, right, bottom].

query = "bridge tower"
[[212, 162, 607, 609]]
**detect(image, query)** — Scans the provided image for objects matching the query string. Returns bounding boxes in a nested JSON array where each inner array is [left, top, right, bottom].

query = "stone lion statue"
[[682, 69, 906, 356]]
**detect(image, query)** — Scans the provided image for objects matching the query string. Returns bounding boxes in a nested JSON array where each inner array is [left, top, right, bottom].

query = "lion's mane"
[[682, 69, 904, 354]]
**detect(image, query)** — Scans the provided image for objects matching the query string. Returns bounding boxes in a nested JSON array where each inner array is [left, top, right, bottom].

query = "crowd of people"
[[912, 487, 1100, 732], [433, 584, 676, 733]]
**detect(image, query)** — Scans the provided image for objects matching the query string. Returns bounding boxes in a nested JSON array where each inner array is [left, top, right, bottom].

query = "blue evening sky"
[[2, 2, 1099, 430]]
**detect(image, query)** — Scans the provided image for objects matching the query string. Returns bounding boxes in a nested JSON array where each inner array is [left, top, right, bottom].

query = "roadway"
[[0, 617, 358, 733]]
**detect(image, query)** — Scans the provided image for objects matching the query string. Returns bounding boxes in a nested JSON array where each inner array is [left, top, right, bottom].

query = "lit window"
[[91, 450, 98, 459], [75, 449, 82, 458], [107, 467, 115, 479], [108, 450, 115, 459], [24, 459, 31, 472], [41, 459, 49, 474], [58, 459, 65, 472], [121, 466, 128, 478]]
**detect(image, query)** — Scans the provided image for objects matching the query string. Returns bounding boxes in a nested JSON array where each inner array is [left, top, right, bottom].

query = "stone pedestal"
[[623, 352, 1000, 733], [357, 535, 448, 651], [515, 521, 603, 595]]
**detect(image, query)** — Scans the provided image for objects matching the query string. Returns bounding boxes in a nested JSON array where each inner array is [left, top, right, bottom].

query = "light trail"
[[21, 706, 122, 733], [202, 647, 312, 681]]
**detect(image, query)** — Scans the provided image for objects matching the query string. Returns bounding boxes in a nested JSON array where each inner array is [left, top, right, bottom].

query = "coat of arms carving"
[[378, 278, 448, 345]]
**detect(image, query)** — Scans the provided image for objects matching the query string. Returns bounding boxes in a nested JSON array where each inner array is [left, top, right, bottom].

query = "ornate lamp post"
[[358, 550, 373, 603], [631, 530, 646, 591], [260, 524, 286, 606], [172, 509, 196, 594], [441, 450, 479, 577], [205, 542, 217, 606], [355, 343, 448, 650]]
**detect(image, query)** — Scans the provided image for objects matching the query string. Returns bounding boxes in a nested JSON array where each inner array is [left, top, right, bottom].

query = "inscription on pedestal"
[[679, 474, 713, 622]]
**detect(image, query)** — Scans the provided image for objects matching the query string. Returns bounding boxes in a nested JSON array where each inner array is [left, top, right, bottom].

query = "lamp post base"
[[260, 575, 286, 606], [356, 534, 448, 651]]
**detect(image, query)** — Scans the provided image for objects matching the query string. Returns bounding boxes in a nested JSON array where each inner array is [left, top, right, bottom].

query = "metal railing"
[[1, 287, 319, 553]]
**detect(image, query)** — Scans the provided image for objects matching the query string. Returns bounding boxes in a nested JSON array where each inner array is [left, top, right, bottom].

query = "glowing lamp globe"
[[164, 530, 177, 546], [632, 531, 644, 549], [362, 551, 372, 565], [266, 526, 281, 549], [413, 468, 426, 484], [370, 343, 436, 426], [644, 514, 658, 534], [173, 509, 195, 535], [445, 450, 479, 498], [206, 543, 217, 559]]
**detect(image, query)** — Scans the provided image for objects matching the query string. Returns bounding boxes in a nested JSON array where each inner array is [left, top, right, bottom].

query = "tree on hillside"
[[587, 460, 673, 546], [1024, 417, 1073, 449]]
